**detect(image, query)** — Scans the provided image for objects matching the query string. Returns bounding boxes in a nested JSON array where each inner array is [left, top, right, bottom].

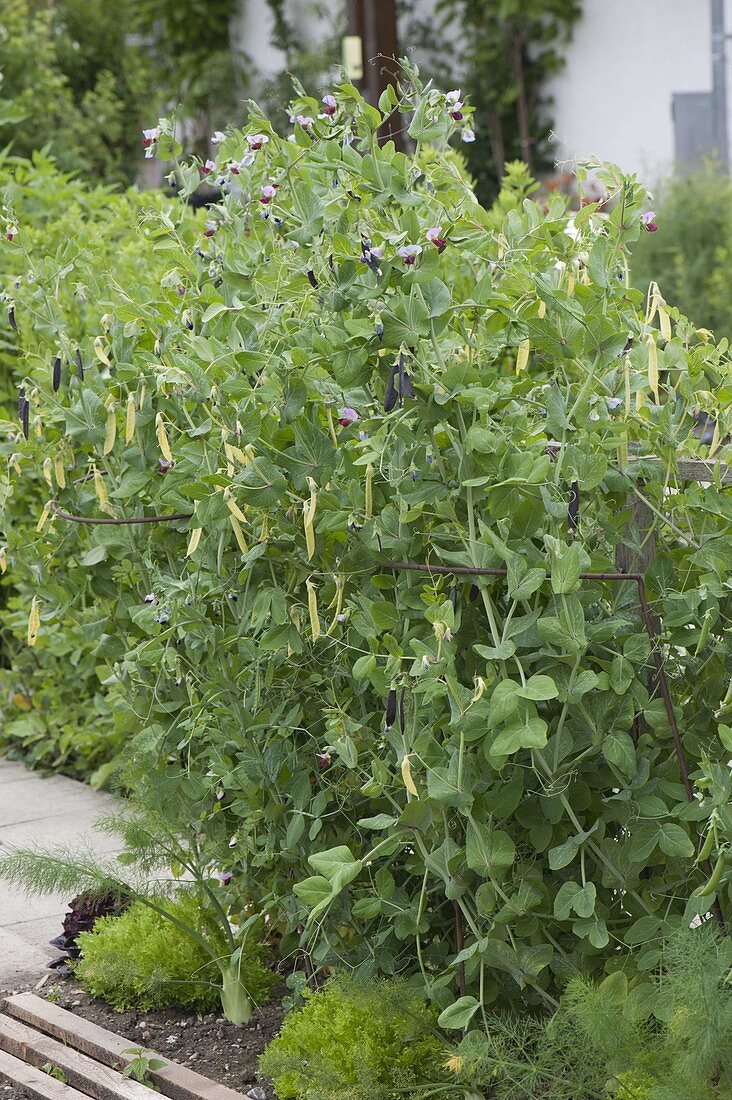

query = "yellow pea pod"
[[0, 548, 6, 574], [401, 754, 419, 798], [326, 574, 345, 636], [303, 477, 317, 561], [54, 454, 66, 490], [537, 300, 546, 319], [125, 393, 136, 443], [36, 501, 51, 533], [186, 527, 203, 557], [224, 490, 247, 523], [306, 577, 321, 640], [93, 466, 110, 512], [229, 514, 248, 553], [516, 338, 530, 373], [155, 413, 173, 462], [93, 337, 111, 368], [27, 596, 40, 647], [659, 305, 672, 342], [42, 458, 53, 489], [103, 406, 116, 455], [647, 335, 659, 400]]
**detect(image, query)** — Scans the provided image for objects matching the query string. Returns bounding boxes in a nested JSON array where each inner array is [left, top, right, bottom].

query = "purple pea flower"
[[141, 127, 159, 158], [216, 871, 233, 885], [211, 131, 227, 145], [294, 115, 315, 129], [247, 133, 269, 150], [641, 211, 658, 232], [316, 752, 331, 768], [425, 226, 447, 253], [398, 243, 422, 265], [200, 159, 217, 176], [338, 407, 359, 426], [260, 184, 277, 204], [461, 128, 476, 143], [321, 94, 337, 117]]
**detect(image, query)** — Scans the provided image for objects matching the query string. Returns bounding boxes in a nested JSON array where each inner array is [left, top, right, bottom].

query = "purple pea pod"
[[399, 688, 406, 734], [8, 306, 17, 333], [384, 362, 399, 412], [52, 357, 62, 392], [307, 269, 319, 288], [18, 388, 29, 440], [385, 688, 397, 729], [75, 349, 84, 380]]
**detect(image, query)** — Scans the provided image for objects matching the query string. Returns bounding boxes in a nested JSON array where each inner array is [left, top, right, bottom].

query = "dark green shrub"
[[630, 164, 732, 339], [259, 978, 445, 1100], [75, 895, 273, 1013]]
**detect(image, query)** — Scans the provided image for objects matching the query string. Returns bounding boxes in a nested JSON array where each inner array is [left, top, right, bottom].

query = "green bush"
[[259, 978, 445, 1100], [75, 895, 273, 1013], [0, 152, 197, 784], [0, 0, 148, 187], [630, 164, 732, 339], [2, 71, 732, 1034]]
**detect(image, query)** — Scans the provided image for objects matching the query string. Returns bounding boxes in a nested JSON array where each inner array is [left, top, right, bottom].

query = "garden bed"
[[0, 979, 283, 1100]]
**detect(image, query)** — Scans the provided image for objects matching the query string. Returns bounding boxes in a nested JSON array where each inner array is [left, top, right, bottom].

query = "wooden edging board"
[[2, 995, 249, 1100], [0, 1048, 89, 1100], [0, 1014, 153, 1100]]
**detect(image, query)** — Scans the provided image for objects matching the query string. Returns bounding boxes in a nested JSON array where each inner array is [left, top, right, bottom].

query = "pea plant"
[[2, 66, 731, 1028]]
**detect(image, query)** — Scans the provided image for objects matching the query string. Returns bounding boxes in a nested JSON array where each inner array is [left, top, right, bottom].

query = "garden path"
[[0, 759, 118, 990]]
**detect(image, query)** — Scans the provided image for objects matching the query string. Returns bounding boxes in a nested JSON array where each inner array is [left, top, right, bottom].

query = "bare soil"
[[0, 977, 284, 1100]]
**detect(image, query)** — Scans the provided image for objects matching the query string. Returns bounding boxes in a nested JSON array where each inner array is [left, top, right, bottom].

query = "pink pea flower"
[[461, 128, 475, 143], [425, 226, 447, 253], [260, 184, 278, 204], [203, 219, 216, 237], [321, 94, 337, 117], [316, 752, 331, 768], [216, 871, 233, 885], [246, 133, 269, 150], [397, 243, 422, 265], [294, 115, 315, 128], [5, 228, 15, 241], [201, 159, 217, 176], [641, 211, 658, 232], [445, 89, 462, 104], [211, 131, 227, 145], [141, 128, 159, 158], [338, 407, 359, 426]]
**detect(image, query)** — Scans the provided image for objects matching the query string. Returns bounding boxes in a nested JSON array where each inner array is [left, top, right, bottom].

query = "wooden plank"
[[0, 1014, 153, 1100], [4, 995, 249, 1100], [0, 1046, 90, 1100]]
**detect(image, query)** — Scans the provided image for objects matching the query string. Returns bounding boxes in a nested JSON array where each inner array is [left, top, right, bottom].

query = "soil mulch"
[[0, 977, 284, 1100]]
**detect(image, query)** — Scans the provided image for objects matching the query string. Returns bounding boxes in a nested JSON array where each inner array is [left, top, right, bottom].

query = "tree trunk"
[[509, 38, 532, 172]]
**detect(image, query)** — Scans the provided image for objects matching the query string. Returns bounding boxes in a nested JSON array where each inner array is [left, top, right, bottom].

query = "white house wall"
[[546, 0, 715, 184]]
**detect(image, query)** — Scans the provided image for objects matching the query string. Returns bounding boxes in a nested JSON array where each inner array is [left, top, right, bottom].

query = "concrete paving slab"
[[0, 927, 54, 990], [0, 758, 119, 989]]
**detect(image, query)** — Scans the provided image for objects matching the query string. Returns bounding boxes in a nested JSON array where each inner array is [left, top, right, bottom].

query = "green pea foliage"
[[2, 68, 732, 1027]]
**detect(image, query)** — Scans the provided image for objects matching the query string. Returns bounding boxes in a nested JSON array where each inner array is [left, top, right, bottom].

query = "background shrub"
[[630, 164, 732, 339], [75, 894, 274, 1012]]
